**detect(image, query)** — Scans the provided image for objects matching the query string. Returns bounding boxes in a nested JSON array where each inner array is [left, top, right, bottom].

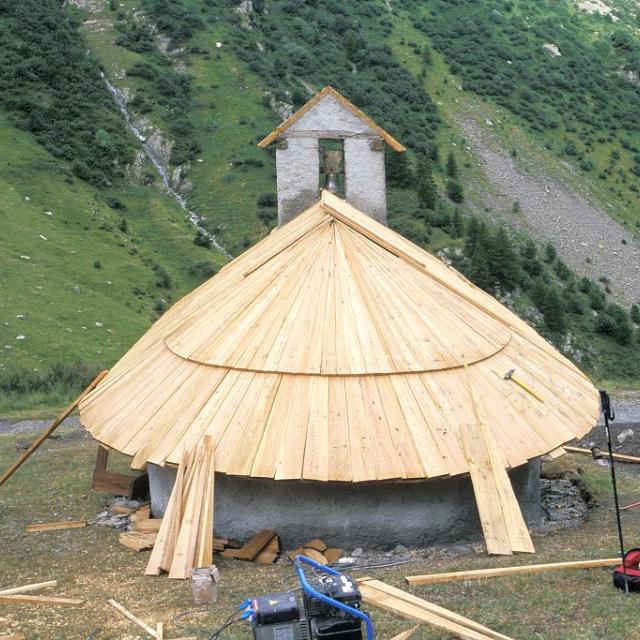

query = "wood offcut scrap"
[[120, 531, 158, 552], [25, 520, 86, 533], [358, 578, 512, 640], [146, 436, 216, 579], [221, 529, 279, 563], [287, 539, 342, 565]]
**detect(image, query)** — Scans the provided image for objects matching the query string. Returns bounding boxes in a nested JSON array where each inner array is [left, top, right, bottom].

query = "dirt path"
[[460, 117, 640, 307]]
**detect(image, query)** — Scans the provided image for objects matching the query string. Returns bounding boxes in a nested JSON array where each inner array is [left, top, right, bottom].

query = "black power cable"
[[208, 610, 245, 640]]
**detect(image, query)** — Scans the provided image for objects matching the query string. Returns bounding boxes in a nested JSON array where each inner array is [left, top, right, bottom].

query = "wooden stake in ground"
[[0, 370, 108, 488], [405, 557, 622, 586]]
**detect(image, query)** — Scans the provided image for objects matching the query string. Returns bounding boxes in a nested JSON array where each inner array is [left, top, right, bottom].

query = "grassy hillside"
[[1, 0, 640, 416], [0, 108, 225, 414]]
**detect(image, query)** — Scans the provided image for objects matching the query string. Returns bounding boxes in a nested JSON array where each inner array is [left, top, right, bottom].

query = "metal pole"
[[600, 390, 629, 595]]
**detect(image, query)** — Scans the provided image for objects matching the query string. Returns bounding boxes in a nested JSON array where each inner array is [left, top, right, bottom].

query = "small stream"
[[104, 76, 231, 258]]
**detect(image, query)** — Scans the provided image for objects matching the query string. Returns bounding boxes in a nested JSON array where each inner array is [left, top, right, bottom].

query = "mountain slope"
[[1, 0, 640, 415]]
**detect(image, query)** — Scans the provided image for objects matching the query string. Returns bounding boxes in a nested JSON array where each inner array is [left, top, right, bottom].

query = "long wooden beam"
[[564, 445, 640, 464], [0, 594, 85, 607], [0, 580, 57, 596], [358, 579, 512, 640], [0, 370, 108, 487], [405, 557, 621, 586]]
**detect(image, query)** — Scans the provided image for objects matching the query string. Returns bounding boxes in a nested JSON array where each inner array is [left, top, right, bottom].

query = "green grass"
[[0, 111, 226, 396], [81, 0, 279, 255], [1, 426, 640, 638]]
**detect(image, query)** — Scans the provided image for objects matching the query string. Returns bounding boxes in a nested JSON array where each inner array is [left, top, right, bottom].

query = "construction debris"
[[133, 518, 163, 533], [111, 505, 134, 515], [119, 531, 158, 552], [130, 504, 151, 523], [146, 436, 216, 579], [390, 625, 421, 640], [255, 536, 280, 564], [222, 529, 278, 562], [405, 557, 622, 586], [108, 599, 158, 638], [358, 578, 512, 640], [0, 581, 57, 596], [25, 520, 86, 533], [0, 595, 85, 608], [286, 539, 342, 565]]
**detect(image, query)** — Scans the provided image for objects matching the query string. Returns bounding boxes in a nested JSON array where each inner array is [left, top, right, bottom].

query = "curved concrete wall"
[[148, 459, 540, 549]]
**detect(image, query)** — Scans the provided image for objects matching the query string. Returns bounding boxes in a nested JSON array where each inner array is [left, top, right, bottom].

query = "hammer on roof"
[[504, 368, 545, 403]]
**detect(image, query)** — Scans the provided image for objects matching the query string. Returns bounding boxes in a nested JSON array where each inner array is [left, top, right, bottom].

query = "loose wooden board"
[[358, 579, 512, 640], [405, 557, 622, 585], [0, 581, 57, 596], [231, 530, 277, 561], [25, 520, 86, 533], [0, 595, 84, 608]]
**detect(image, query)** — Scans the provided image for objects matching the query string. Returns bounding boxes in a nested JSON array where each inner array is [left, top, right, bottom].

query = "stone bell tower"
[[258, 86, 406, 226]]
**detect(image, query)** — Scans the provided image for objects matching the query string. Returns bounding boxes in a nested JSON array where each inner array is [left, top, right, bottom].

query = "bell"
[[325, 172, 339, 194], [322, 149, 342, 194]]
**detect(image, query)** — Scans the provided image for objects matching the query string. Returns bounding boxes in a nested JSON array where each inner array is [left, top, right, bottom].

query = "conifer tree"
[[386, 150, 414, 188], [446, 180, 464, 203], [452, 208, 464, 238], [446, 151, 458, 178], [417, 158, 437, 210], [488, 227, 519, 291]]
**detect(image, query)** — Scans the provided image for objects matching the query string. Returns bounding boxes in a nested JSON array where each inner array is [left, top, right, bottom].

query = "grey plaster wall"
[[148, 459, 540, 549], [276, 137, 319, 226], [344, 137, 387, 224], [275, 94, 389, 225], [287, 95, 373, 138]]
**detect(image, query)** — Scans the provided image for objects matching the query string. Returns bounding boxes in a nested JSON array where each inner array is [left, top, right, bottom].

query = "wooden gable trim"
[[258, 86, 406, 152]]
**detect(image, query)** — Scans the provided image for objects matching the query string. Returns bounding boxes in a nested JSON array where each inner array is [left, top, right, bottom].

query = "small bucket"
[[191, 565, 220, 605]]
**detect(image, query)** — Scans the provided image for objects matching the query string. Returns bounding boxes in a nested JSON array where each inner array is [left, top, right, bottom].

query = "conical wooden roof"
[[79, 191, 599, 481]]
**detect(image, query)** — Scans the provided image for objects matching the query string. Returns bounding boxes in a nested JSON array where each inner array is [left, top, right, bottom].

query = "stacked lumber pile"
[[221, 529, 280, 564], [287, 539, 343, 564], [146, 436, 216, 579], [119, 504, 161, 552]]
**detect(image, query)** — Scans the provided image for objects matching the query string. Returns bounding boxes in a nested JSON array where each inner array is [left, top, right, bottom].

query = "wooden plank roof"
[[79, 191, 599, 481], [257, 86, 407, 152]]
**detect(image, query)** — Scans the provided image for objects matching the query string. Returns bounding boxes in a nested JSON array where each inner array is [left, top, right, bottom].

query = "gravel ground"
[[0, 415, 80, 435], [460, 115, 640, 307]]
